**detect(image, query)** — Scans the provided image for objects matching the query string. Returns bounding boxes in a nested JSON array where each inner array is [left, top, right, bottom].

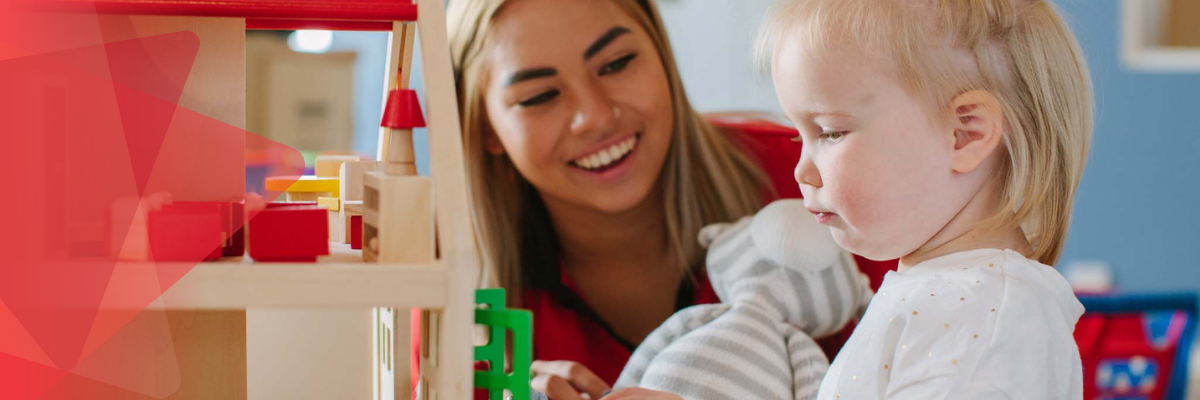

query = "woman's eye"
[[790, 135, 803, 143], [599, 53, 637, 75], [518, 90, 560, 107]]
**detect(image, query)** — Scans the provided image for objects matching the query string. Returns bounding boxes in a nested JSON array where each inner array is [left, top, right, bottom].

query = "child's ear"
[[948, 90, 1004, 174]]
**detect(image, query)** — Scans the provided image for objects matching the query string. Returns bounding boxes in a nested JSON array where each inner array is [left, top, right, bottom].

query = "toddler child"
[[757, 0, 1093, 398]]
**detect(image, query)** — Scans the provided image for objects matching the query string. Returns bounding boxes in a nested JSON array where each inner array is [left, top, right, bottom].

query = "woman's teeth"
[[573, 136, 638, 170]]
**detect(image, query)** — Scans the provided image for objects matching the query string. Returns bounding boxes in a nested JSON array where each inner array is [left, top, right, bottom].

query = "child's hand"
[[599, 388, 684, 400], [530, 360, 610, 400]]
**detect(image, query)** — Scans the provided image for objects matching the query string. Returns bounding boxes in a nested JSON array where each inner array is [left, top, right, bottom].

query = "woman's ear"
[[948, 90, 1004, 174], [484, 129, 506, 155]]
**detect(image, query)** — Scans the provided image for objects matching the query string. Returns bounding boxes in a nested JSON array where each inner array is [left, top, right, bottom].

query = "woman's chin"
[[585, 192, 654, 215]]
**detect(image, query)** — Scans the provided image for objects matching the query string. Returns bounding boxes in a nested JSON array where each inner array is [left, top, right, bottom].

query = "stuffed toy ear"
[[698, 222, 732, 248]]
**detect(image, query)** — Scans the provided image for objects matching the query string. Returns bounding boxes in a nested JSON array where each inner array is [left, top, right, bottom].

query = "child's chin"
[[831, 231, 897, 261], [829, 229, 857, 252]]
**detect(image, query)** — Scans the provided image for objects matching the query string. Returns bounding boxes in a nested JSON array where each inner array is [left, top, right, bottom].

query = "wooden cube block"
[[339, 160, 382, 203], [249, 204, 329, 262], [362, 173, 433, 264], [148, 203, 224, 262], [350, 215, 363, 250]]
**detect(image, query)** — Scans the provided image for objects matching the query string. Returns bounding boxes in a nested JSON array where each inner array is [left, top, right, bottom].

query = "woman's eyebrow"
[[505, 26, 632, 87], [506, 67, 557, 87], [584, 26, 632, 60]]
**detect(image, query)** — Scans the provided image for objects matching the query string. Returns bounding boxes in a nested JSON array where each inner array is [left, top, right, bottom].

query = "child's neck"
[[898, 183, 1033, 273]]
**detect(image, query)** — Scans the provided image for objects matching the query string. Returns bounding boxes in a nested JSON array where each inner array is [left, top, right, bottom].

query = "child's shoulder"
[[875, 249, 1082, 329], [854, 251, 1085, 399]]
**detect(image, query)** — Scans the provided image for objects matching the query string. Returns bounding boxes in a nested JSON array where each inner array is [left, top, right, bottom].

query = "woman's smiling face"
[[481, 0, 674, 215]]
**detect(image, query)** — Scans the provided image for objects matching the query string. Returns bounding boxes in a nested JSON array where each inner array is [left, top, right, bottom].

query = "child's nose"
[[795, 153, 822, 189]]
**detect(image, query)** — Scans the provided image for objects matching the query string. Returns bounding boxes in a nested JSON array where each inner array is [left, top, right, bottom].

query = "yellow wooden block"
[[285, 192, 328, 202], [265, 175, 340, 198], [362, 173, 433, 263], [317, 197, 340, 211]]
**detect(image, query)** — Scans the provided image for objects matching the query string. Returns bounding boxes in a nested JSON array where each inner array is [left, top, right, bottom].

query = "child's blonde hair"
[[757, 0, 1093, 265]]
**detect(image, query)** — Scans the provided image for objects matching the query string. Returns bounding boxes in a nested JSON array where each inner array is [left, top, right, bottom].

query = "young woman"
[[445, 0, 889, 397]]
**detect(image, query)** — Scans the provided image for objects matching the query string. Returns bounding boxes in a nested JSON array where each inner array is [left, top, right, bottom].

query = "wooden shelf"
[[123, 243, 451, 309]]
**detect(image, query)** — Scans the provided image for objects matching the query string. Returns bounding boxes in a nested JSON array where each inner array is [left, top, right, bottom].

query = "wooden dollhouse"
[[33, 0, 479, 398]]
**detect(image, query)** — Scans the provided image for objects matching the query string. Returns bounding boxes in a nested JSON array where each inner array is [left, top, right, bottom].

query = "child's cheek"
[[826, 146, 899, 254]]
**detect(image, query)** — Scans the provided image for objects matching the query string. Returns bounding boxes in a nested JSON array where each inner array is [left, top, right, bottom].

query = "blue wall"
[[1054, 1, 1200, 293]]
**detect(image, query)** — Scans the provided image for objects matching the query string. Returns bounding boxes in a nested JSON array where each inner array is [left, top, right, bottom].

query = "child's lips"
[[808, 209, 836, 224]]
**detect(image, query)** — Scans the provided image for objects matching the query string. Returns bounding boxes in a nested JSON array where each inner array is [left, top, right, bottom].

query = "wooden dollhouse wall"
[[32, 14, 250, 399]]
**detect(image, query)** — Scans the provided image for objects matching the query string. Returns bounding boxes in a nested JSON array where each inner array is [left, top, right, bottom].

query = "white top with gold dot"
[[816, 249, 1085, 399]]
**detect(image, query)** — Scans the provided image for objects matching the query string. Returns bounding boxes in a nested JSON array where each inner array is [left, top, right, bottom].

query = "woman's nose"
[[569, 84, 619, 136], [795, 151, 823, 189]]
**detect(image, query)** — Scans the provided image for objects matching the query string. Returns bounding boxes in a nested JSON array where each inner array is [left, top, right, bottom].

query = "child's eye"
[[599, 53, 637, 76], [518, 89, 560, 107], [820, 131, 848, 143]]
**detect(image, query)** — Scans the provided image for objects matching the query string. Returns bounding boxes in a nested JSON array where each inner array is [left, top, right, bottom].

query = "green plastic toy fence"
[[474, 288, 532, 400]]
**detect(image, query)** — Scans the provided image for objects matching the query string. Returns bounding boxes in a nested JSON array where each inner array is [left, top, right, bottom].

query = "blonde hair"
[[449, 0, 770, 304], [757, 0, 1093, 265]]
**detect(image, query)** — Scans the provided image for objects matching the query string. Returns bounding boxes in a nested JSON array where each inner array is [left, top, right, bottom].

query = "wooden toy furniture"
[[362, 24, 434, 265], [37, 0, 480, 399], [340, 161, 381, 245], [315, 154, 361, 241]]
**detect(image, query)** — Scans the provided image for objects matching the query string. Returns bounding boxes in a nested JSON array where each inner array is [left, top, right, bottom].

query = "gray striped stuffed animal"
[[615, 199, 873, 400]]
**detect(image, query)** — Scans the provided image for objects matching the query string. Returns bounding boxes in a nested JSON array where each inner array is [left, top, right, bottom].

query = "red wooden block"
[[224, 201, 245, 257], [31, 0, 419, 25], [249, 205, 329, 262], [380, 89, 425, 129], [148, 203, 224, 262], [349, 215, 363, 250]]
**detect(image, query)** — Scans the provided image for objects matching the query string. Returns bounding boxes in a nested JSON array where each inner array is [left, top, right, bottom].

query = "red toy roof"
[[28, 0, 416, 30]]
